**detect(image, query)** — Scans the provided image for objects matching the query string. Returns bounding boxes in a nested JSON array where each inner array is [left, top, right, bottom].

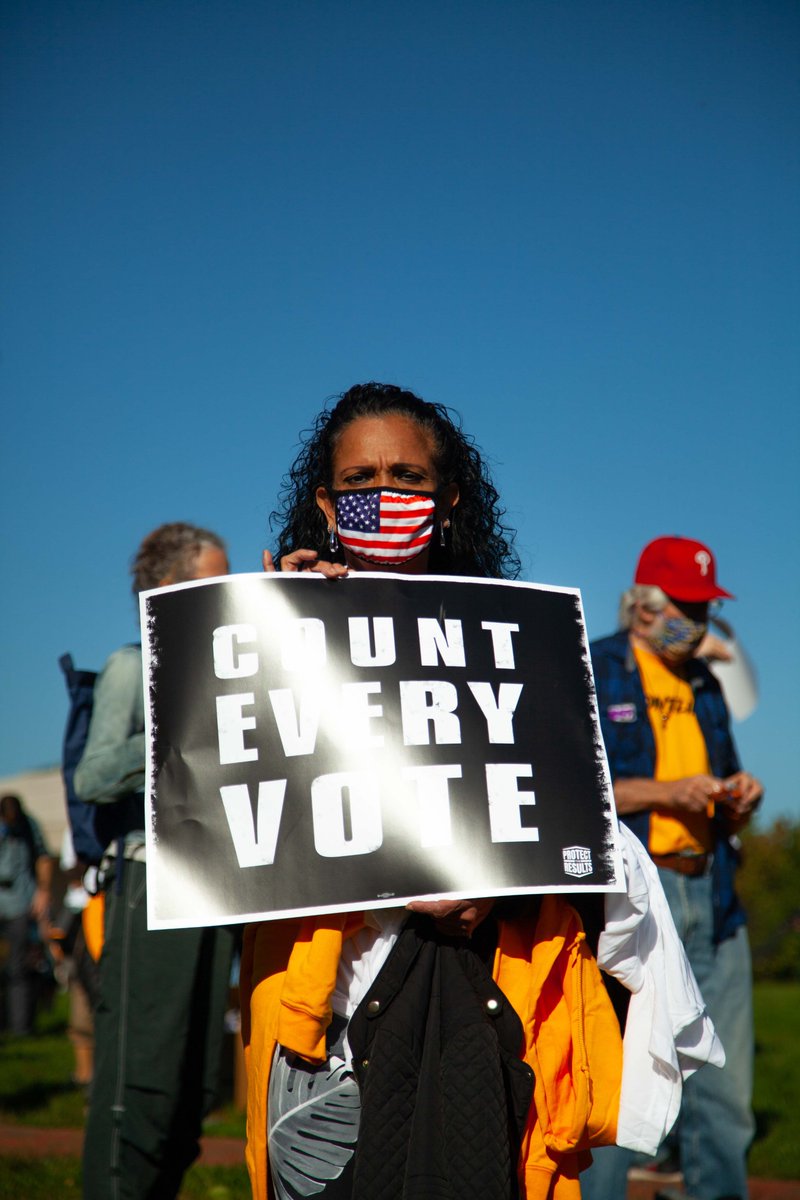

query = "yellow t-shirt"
[[633, 644, 713, 855]]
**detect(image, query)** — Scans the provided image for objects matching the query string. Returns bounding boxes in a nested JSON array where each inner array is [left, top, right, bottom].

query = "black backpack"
[[59, 654, 109, 866], [59, 650, 153, 867]]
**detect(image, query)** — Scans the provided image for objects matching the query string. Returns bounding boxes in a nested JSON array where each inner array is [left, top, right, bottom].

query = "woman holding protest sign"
[[240, 383, 623, 1200]]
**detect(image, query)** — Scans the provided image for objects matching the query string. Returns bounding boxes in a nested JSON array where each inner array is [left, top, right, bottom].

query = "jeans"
[[581, 869, 754, 1200], [660, 868, 754, 1200]]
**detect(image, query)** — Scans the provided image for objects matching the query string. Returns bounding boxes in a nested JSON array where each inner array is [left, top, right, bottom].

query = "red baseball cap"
[[634, 536, 734, 602]]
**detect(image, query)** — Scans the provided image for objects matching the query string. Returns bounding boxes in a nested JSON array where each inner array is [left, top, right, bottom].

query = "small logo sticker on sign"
[[563, 846, 593, 877]]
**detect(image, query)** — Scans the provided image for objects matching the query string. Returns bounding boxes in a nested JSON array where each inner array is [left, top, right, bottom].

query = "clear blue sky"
[[2, 0, 798, 824]]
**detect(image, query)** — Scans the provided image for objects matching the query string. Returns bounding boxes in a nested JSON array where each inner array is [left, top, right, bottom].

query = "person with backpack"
[[0, 793, 53, 1035], [76, 522, 235, 1200]]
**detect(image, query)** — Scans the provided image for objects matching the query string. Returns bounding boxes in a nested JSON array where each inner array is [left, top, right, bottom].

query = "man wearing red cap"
[[583, 536, 762, 1200]]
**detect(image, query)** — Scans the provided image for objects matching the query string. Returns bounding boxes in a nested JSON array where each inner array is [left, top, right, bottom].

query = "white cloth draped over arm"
[[598, 824, 726, 1154]]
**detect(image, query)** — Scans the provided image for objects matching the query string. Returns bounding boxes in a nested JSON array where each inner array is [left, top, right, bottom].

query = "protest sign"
[[141, 573, 624, 929]]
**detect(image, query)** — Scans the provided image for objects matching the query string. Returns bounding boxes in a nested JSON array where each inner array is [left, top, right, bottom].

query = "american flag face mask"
[[333, 486, 438, 565]]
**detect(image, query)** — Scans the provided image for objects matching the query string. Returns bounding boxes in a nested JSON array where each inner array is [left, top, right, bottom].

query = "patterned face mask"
[[334, 487, 437, 565], [648, 614, 708, 662]]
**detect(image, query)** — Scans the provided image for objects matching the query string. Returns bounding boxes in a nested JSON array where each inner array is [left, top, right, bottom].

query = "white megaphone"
[[703, 614, 758, 722]]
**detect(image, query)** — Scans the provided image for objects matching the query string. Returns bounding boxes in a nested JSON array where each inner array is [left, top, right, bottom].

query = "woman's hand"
[[262, 549, 348, 578], [405, 897, 494, 938]]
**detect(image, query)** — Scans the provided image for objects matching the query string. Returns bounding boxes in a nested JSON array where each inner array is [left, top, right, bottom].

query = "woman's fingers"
[[308, 560, 349, 578], [279, 549, 319, 572], [406, 899, 464, 920], [262, 547, 348, 577], [406, 897, 494, 937]]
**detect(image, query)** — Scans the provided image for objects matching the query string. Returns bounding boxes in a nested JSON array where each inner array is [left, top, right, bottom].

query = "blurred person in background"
[[0, 793, 53, 1036], [48, 827, 100, 1091], [76, 522, 235, 1200], [583, 536, 762, 1200]]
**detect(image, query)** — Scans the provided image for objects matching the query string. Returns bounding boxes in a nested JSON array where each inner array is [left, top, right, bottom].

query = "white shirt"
[[599, 824, 726, 1154]]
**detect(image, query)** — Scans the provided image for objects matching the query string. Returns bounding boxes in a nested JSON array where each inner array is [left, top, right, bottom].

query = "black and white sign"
[[141, 573, 624, 929]]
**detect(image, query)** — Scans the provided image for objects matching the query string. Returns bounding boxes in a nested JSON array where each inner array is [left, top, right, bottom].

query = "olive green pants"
[[82, 860, 234, 1200]]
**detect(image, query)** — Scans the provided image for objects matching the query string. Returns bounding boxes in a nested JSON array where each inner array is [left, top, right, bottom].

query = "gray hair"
[[131, 522, 226, 595], [618, 584, 668, 630]]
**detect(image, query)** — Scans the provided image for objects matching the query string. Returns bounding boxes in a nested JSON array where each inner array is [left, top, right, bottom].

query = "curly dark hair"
[[131, 522, 227, 594], [271, 382, 520, 579]]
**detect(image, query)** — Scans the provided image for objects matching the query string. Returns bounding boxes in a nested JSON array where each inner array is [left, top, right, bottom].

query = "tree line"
[[738, 818, 800, 981]]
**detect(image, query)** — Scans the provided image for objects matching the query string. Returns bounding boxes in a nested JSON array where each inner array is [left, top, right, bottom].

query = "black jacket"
[[348, 916, 534, 1200]]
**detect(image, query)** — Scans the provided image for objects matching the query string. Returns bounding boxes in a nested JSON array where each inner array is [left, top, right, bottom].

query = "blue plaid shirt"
[[590, 630, 745, 943]]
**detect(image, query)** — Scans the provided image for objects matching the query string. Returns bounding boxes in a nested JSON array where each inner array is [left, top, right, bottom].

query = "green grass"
[[0, 1157, 83, 1197], [1, 982, 798, 1193], [0, 994, 84, 1128], [0, 989, 248, 1198], [0, 993, 246, 1137], [749, 981, 800, 1179], [0, 1157, 252, 1199]]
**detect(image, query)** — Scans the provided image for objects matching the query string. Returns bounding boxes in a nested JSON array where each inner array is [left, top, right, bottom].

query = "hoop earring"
[[329, 526, 339, 553]]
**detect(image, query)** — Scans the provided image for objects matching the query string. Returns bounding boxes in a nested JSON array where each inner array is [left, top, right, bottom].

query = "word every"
[[213, 616, 524, 760]]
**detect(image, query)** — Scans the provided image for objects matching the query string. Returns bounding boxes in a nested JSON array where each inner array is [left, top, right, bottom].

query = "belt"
[[100, 840, 147, 864], [651, 852, 711, 877], [94, 841, 147, 896]]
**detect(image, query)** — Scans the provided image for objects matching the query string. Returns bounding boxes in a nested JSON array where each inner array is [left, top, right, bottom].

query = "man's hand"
[[718, 771, 763, 819], [667, 775, 727, 813], [30, 886, 51, 922], [405, 897, 494, 938], [614, 773, 763, 825], [695, 633, 734, 662], [31, 854, 53, 923]]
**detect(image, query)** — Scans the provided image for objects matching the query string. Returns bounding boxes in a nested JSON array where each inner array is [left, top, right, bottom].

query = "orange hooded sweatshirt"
[[240, 897, 621, 1200]]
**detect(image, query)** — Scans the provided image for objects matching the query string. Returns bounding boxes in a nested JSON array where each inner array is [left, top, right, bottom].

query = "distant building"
[[0, 767, 66, 856]]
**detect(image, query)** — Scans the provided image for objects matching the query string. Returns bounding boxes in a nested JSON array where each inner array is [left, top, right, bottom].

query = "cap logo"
[[694, 550, 711, 576]]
